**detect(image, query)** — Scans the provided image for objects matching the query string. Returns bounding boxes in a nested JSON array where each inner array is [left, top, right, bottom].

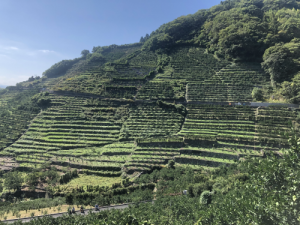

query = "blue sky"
[[0, 0, 221, 86]]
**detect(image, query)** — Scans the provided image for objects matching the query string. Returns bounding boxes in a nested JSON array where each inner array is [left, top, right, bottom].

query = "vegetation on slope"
[[35, 0, 300, 103], [138, 0, 300, 103], [3, 130, 300, 224], [0, 87, 40, 151], [1, 0, 300, 224], [42, 58, 83, 78]]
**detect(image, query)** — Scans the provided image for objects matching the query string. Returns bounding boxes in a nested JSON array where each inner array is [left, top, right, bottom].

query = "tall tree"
[[4, 171, 23, 191], [81, 49, 90, 57], [262, 38, 300, 85]]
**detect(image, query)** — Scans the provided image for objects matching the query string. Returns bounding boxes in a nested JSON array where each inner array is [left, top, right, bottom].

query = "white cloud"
[[4, 46, 19, 50], [38, 49, 55, 54], [27, 49, 57, 56]]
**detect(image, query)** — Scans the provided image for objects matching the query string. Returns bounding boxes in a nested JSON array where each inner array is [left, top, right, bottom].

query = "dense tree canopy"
[[80, 49, 90, 57], [86, 52, 105, 63], [42, 58, 81, 78], [262, 38, 300, 84], [4, 171, 23, 191], [279, 72, 300, 103]]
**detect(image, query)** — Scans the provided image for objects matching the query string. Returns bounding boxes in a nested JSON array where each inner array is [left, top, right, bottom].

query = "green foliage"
[[5, 128, 300, 224], [4, 171, 23, 191], [199, 190, 212, 205], [196, 1, 300, 62], [137, 81, 186, 100], [196, 128, 300, 224], [194, 174, 208, 183], [27, 76, 40, 82], [167, 160, 175, 169], [280, 72, 300, 103], [252, 87, 264, 101], [156, 100, 187, 116], [188, 179, 214, 197], [0, 88, 40, 149], [86, 52, 105, 63], [3, 2, 300, 224], [26, 167, 59, 190], [31, 92, 51, 107], [26, 173, 39, 191], [121, 103, 184, 139], [142, 10, 209, 51], [65, 193, 74, 205], [64, 183, 155, 206], [262, 38, 300, 85], [42, 58, 81, 78], [80, 49, 90, 57], [0, 197, 65, 214], [262, 0, 299, 11], [59, 170, 79, 184], [92, 43, 142, 62]]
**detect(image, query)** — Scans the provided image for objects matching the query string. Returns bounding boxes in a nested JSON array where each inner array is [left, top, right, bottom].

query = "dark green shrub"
[[199, 191, 212, 205], [188, 184, 194, 197], [65, 193, 74, 205], [167, 160, 175, 169], [194, 174, 209, 183], [4, 171, 23, 191], [233, 173, 249, 182], [192, 183, 207, 197], [59, 170, 78, 184], [252, 87, 264, 101]]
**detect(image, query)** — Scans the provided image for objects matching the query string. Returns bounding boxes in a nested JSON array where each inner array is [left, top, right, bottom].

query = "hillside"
[[1, 0, 300, 224]]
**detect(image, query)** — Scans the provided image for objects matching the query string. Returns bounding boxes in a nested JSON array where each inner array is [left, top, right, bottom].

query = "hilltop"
[[1, 0, 300, 224]]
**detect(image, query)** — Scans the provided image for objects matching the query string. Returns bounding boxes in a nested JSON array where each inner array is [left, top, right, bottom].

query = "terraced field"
[[51, 45, 147, 96], [136, 80, 186, 100], [125, 137, 243, 174], [0, 88, 40, 151], [121, 104, 298, 174], [187, 63, 269, 102], [169, 47, 229, 81], [125, 137, 183, 173], [256, 107, 297, 147], [52, 62, 107, 95], [3, 95, 134, 174], [179, 104, 298, 151], [0, 45, 298, 179], [120, 103, 185, 139], [101, 44, 142, 62], [2, 91, 296, 175]]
